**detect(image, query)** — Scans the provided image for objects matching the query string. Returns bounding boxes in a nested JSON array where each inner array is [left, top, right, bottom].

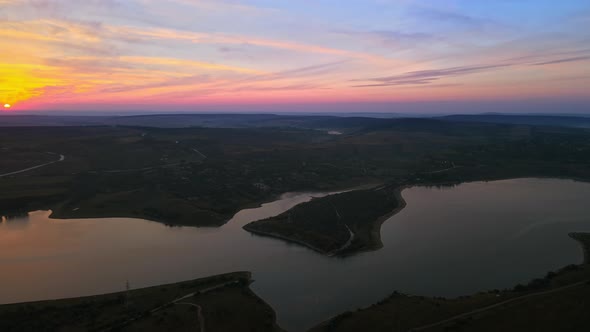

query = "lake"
[[1, 178, 590, 331]]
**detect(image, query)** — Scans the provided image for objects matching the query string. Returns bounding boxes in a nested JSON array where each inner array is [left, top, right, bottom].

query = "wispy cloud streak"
[[353, 64, 511, 87], [1, 0, 589, 110]]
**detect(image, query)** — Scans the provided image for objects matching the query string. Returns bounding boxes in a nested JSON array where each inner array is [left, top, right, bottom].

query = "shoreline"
[[361, 186, 408, 253], [241, 180, 479, 258], [5, 188, 590, 331], [0, 271, 252, 307], [20, 175, 589, 230], [0, 271, 284, 332], [242, 183, 408, 257], [310, 233, 590, 332], [4, 231, 589, 331], [243, 175, 590, 258], [243, 226, 335, 256], [41, 180, 384, 228], [570, 232, 590, 264]]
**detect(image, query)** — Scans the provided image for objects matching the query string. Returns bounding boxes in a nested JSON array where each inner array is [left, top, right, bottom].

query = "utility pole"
[[125, 279, 131, 308]]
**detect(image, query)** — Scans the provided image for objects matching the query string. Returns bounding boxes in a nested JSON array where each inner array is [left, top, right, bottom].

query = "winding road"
[[328, 225, 355, 256], [103, 279, 240, 332], [176, 302, 205, 332], [409, 280, 588, 331], [0, 153, 65, 178]]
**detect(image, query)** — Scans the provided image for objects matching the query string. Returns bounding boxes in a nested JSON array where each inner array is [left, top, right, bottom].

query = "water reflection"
[[1, 178, 589, 332], [0, 212, 31, 230]]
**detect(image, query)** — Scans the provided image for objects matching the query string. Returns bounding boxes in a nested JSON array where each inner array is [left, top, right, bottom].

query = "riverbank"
[[243, 173, 590, 257], [570, 232, 590, 264], [3, 180, 590, 332], [40, 178, 384, 228], [0, 272, 283, 332], [243, 184, 404, 256], [342, 185, 408, 256], [4, 232, 587, 332], [4, 120, 590, 231], [309, 233, 590, 332]]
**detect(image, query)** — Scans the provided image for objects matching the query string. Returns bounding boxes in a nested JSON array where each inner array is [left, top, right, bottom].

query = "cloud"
[[218, 46, 243, 53], [110, 26, 394, 65], [406, 5, 511, 37], [332, 29, 437, 51], [409, 6, 487, 27], [0, 19, 120, 56], [125, 61, 346, 101], [120, 56, 264, 74], [3, 0, 590, 109], [249, 61, 347, 81], [98, 74, 212, 94], [353, 64, 511, 87], [231, 83, 325, 93], [165, 0, 277, 15], [534, 55, 590, 66]]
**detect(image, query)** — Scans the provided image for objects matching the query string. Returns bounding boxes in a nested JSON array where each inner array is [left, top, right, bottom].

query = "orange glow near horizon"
[[0, 1, 589, 112]]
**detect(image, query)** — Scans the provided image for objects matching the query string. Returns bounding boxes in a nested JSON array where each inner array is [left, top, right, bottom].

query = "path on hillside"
[[410, 280, 588, 331], [176, 302, 205, 332], [0, 153, 64, 178], [102, 279, 240, 332]]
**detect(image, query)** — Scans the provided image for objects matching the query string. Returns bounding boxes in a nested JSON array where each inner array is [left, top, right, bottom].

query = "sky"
[[1, 0, 589, 114]]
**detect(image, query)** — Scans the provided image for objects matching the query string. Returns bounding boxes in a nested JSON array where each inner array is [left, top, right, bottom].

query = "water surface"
[[1, 178, 589, 331]]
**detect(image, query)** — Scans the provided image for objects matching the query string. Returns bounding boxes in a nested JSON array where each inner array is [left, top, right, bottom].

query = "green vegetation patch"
[[244, 185, 402, 255], [0, 271, 282, 332]]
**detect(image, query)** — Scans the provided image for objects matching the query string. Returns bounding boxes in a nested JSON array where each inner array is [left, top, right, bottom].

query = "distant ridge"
[[439, 114, 590, 128], [2, 113, 590, 129]]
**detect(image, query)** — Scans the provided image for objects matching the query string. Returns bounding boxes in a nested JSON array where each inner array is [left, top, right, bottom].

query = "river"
[[1, 178, 590, 331]]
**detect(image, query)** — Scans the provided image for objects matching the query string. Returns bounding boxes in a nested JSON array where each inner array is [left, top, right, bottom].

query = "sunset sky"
[[1, 0, 589, 113]]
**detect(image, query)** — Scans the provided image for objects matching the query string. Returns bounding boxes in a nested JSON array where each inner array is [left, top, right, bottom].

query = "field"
[[2, 117, 590, 232], [0, 272, 282, 332], [244, 185, 404, 255], [0, 125, 366, 226], [243, 118, 590, 255]]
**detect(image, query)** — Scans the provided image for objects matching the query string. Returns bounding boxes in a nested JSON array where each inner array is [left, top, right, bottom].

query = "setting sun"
[[3, 104, 11, 109]]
